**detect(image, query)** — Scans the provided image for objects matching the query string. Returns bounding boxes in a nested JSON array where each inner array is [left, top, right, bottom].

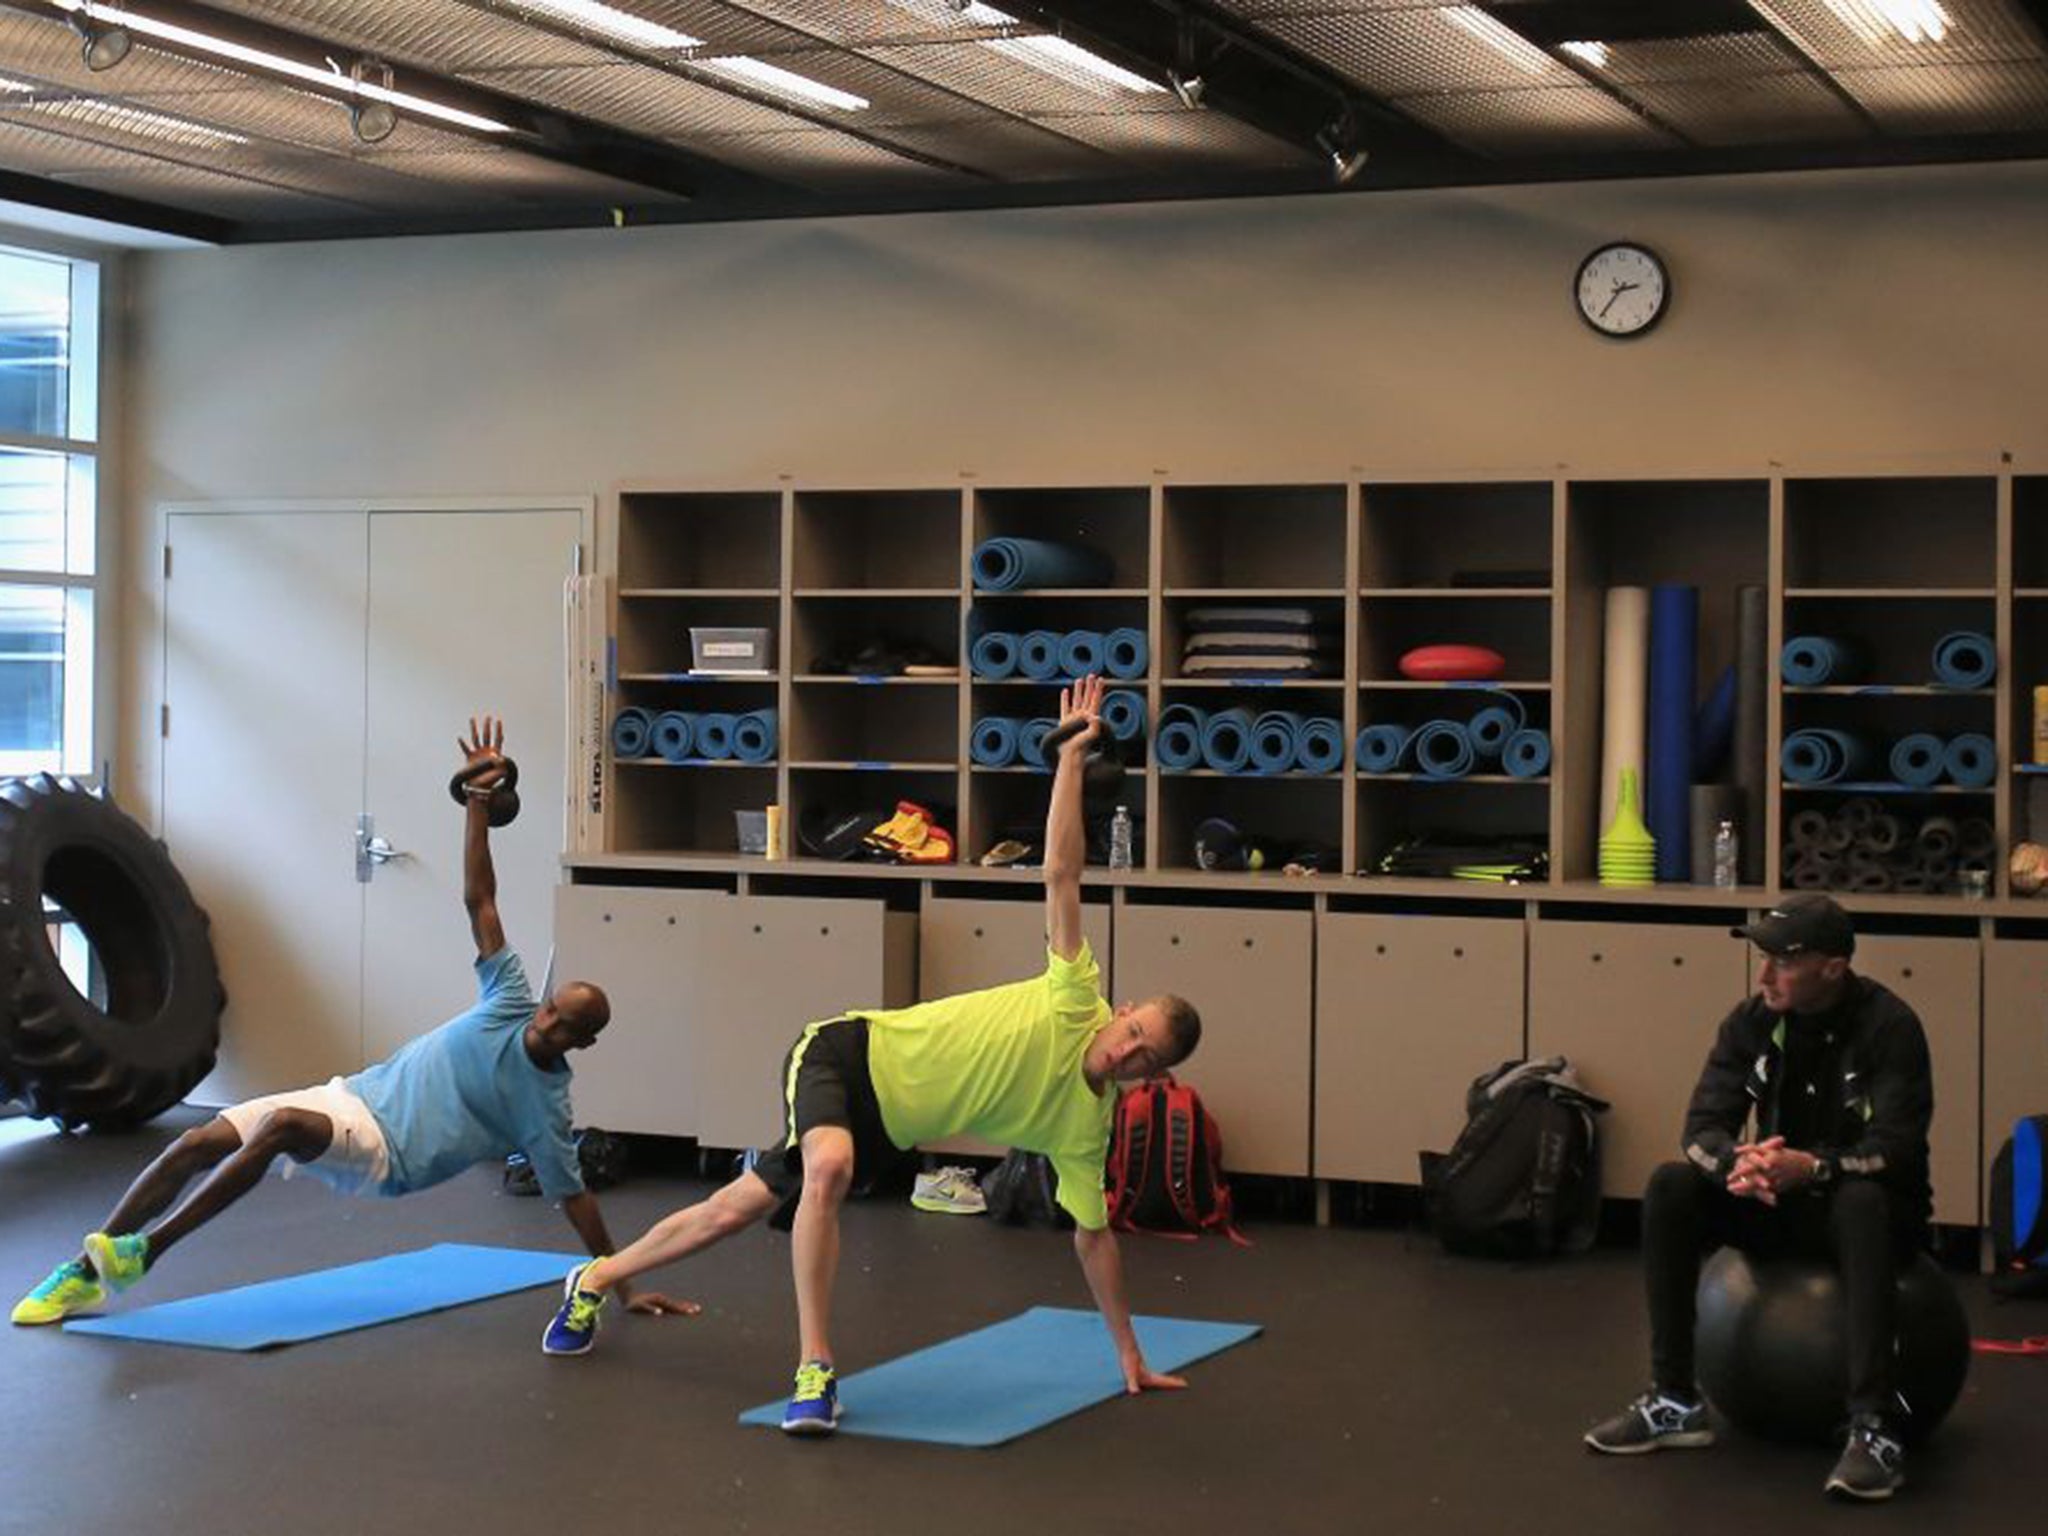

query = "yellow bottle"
[[2035, 687, 2048, 766]]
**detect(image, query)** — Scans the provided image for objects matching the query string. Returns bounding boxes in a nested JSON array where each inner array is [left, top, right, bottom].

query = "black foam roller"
[[1733, 585, 1768, 884]]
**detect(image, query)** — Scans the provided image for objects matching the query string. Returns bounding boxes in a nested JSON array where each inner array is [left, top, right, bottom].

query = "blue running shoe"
[[781, 1360, 840, 1435], [541, 1261, 607, 1357]]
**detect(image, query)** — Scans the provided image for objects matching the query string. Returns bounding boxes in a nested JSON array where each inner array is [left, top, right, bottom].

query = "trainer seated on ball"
[[12, 716, 691, 1328], [1582, 893, 1933, 1502]]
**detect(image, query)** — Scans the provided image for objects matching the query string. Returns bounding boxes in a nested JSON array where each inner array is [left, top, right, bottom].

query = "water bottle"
[[1108, 805, 1134, 870], [1712, 819, 1739, 889]]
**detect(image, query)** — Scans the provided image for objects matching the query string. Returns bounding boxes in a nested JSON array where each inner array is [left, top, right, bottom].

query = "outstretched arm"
[[1073, 1224, 1187, 1394], [561, 1191, 699, 1317], [1044, 675, 1104, 963], [459, 715, 507, 960]]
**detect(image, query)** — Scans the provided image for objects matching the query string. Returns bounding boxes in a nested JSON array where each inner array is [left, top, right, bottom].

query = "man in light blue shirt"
[[13, 717, 691, 1327]]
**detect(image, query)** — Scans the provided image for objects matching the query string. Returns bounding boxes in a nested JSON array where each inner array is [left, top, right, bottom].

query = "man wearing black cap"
[[1583, 893, 1934, 1501]]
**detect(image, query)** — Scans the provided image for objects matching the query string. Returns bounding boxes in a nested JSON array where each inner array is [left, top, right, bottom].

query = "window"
[[0, 244, 99, 778]]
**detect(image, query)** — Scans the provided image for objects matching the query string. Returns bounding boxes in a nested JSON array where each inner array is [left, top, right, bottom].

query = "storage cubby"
[[609, 762, 778, 856], [1354, 777, 1551, 881], [971, 486, 1150, 590], [788, 768, 959, 862], [618, 490, 782, 591], [790, 594, 960, 675], [2012, 476, 2048, 590], [1359, 481, 1552, 590], [786, 680, 957, 767], [1784, 476, 1997, 591], [1356, 594, 1550, 681], [1156, 682, 1345, 780], [1155, 772, 1343, 873], [966, 767, 1146, 868], [1161, 593, 1344, 681], [616, 594, 778, 676], [791, 489, 962, 592], [2009, 478, 2048, 828], [1781, 594, 1998, 691], [1160, 484, 1347, 591]]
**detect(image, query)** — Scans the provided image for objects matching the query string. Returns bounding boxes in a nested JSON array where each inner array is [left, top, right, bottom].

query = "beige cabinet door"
[[1113, 903, 1313, 1177], [693, 895, 915, 1149], [1529, 920, 1750, 1200], [1316, 911, 1525, 1183], [1984, 938, 2048, 1221], [1853, 935, 1981, 1226], [552, 884, 732, 1135]]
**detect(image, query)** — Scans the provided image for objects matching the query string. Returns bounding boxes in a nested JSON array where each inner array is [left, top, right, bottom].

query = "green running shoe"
[[83, 1231, 149, 1291], [11, 1258, 105, 1326]]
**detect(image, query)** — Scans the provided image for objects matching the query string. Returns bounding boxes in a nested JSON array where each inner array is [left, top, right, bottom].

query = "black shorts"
[[751, 1017, 911, 1218]]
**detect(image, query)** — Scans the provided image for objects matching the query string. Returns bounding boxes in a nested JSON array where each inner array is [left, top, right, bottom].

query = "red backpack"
[[1105, 1075, 1249, 1246]]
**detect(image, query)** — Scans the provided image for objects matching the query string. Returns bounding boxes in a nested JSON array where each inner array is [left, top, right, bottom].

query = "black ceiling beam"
[[0, 0, 797, 201], [0, 163, 230, 241]]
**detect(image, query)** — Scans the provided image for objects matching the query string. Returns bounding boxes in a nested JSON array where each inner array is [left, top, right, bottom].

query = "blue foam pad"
[[738, 1306, 1260, 1446], [64, 1243, 578, 1352]]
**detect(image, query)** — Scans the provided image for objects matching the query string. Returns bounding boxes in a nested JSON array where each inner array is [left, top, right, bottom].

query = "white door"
[[161, 506, 585, 1105]]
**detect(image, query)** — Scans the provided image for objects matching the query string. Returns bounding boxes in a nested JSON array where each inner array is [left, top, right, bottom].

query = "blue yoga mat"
[[1932, 631, 1995, 689], [611, 706, 653, 760], [1156, 704, 1206, 772], [1019, 717, 1057, 768], [1467, 704, 1519, 759], [970, 631, 1020, 680], [1782, 727, 1876, 785], [1249, 710, 1303, 773], [1414, 719, 1476, 780], [970, 716, 1021, 767], [972, 537, 1115, 593], [1200, 708, 1256, 774], [732, 709, 778, 764], [1297, 717, 1344, 776], [1100, 690, 1145, 743], [695, 712, 738, 761], [1103, 628, 1149, 680], [1505, 728, 1552, 779], [1648, 585, 1697, 882], [1890, 732, 1947, 788], [1944, 732, 1997, 789], [1057, 630, 1105, 679], [737, 1307, 1261, 1447], [1781, 635, 1867, 687], [652, 710, 695, 763], [1356, 723, 1412, 774], [1018, 630, 1063, 681], [64, 1243, 578, 1352]]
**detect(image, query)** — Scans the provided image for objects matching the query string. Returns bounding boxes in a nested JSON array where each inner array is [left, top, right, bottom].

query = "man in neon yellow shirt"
[[541, 674, 1202, 1435]]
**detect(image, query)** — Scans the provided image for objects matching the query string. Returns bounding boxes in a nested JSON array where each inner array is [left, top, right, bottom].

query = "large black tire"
[[0, 775, 224, 1129]]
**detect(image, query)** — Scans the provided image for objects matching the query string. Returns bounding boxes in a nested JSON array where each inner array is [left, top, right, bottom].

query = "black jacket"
[[1681, 973, 1933, 1224]]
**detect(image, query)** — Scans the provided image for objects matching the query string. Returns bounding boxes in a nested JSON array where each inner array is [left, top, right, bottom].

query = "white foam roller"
[[1600, 586, 1650, 842]]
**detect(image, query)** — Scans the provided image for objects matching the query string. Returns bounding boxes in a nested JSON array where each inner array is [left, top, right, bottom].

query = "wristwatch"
[[1807, 1151, 1834, 1185]]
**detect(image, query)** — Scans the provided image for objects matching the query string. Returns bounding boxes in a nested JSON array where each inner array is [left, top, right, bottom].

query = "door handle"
[[365, 837, 408, 864], [355, 813, 410, 883]]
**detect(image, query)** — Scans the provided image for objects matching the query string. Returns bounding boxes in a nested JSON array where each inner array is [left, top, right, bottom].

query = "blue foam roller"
[[1504, 728, 1551, 779], [1019, 717, 1057, 769], [1100, 690, 1145, 743], [611, 707, 654, 760], [970, 631, 1020, 680], [1780, 635, 1867, 687], [1648, 585, 1699, 880], [1932, 631, 1996, 689], [1693, 665, 1736, 782], [1248, 711, 1305, 774], [1200, 708, 1256, 774], [970, 716, 1021, 768], [1103, 628, 1149, 680], [1944, 732, 1996, 789], [1017, 630, 1063, 681], [731, 709, 777, 764], [1155, 704, 1207, 772], [1297, 717, 1344, 776], [1414, 720, 1477, 780], [652, 710, 695, 763], [1890, 732, 1947, 788], [1057, 630, 1106, 679], [694, 712, 738, 761], [971, 537, 1115, 592], [1356, 724, 1412, 774], [1467, 706, 1519, 758]]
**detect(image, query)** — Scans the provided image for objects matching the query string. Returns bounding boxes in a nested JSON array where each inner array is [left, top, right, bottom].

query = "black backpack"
[[1421, 1057, 1608, 1260], [1989, 1114, 2048, 1299], [979, 1149, 1072, 1229]]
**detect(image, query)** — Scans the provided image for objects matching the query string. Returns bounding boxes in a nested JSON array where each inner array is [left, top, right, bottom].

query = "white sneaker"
[[912, 1165, 988, 1215]]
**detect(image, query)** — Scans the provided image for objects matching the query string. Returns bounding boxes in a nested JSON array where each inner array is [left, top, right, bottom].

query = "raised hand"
[[1055, 674, 1106, 756], [458, 715, 508, 789]]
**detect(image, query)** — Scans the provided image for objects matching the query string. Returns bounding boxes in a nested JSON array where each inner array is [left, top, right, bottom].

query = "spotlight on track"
[[1315, 118, 1369, 185], [1169, 69, 1205, 109], [348, 57, 398, 144], [70, 3, 132, 72]]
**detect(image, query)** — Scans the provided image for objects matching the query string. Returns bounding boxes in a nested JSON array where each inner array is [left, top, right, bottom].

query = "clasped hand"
[[1726, 1135, 1818, 1206]]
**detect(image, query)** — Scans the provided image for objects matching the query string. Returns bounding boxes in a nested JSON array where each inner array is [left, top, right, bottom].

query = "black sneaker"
[[1825, 1414, 1905, 1500], [1584, 1389, 1716, 1454]]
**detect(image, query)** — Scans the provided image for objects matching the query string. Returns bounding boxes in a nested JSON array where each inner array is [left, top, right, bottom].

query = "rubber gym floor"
[[4, 1109, 2040, 1536]]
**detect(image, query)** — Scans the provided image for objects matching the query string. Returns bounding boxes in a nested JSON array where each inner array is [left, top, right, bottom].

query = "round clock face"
[[1574, 242, 1669, 338]]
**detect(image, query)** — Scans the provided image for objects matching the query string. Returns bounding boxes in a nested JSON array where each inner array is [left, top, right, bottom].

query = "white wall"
[[116, 158, 2048, 808]]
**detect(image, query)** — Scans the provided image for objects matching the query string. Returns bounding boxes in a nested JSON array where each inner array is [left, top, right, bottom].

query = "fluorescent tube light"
[[954, 3, 1164, 94], [512, 0, 866, 108], [1560, 40, 1611, 68], [1443, 6, 1553, 74], [696, 57, 869, 111], [509, 0, 697, 53], [1822, 0, 1950, 45]]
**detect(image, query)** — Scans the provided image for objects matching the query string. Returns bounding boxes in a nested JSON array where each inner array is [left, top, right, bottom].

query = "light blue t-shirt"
[[346, 949, 583, 1201]]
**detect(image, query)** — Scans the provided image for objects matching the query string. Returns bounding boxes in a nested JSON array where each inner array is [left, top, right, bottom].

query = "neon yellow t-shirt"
[[857, 941, 1115, 1229]]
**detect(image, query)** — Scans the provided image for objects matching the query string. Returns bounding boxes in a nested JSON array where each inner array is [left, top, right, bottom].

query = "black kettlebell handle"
[[449, 756, 521, 827]]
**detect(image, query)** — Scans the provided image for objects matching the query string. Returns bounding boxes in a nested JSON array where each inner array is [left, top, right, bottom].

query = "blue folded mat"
[[1944, 732, 1996, 788], [738, 1306, 1261, 1447], [1781, 635, 1868, 687], [1889, 732, 1946, 787], [1057, 630, 1105, 679], [611, 706, 653, 760], [970, 631, 1020, 680], [694, 711, 738, 761], [1414, 719, 1476, 780], [970, 716, 1021, 767], [1020, 717, 1057, 768], [1504, 728, 1551, 779], [1103, 628, 1149, 679], [1200, 707, 1256, 774], [1356, 723, 1412, 774], [64, 1244, 578, 1352], [1249, 710, 1304, 773], [652, 710, 695, 763], [1297, 717, 1344, 775], [1932, 631, 1995, 689], [732, 708, 777, 764], [972, 538, 1115, 593], [1018, 630, 1063, 681], [1100, 690, 1146, 743], [1156, 704, 1207, 772]]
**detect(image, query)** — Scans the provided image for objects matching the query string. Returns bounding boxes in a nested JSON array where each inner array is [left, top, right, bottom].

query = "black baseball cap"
[[1731, 893, 1855, 958]]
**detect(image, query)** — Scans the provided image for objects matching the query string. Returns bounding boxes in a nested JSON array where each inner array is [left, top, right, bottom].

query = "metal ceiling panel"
[[1588, 31, 1812, 84], [190, 0, 622, 73], [1208, 2, 1447, 15], [1749, 0, 2045, 69], [50, 160, 371, 220], [1831, 58, 2048, 128], [363, 144, 693, 203], [1030, 106, 1309, 169], [1626, 71, 1870, 143], [455, 59, 812, 137], [858, 39, 1178, 118], [685, 125, 968, 186], [110, 82, 487, 158], [0, 114, 161, 173], [714, 0, 1028, 49], [486, 0, 812, 57], [867, 114, 1118, 179], [1398, 85, 1676, 153], [1262, 7, 1588, 96]]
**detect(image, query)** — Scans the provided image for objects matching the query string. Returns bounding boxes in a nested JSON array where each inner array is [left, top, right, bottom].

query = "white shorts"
[[216, 1077, 392, 1197]]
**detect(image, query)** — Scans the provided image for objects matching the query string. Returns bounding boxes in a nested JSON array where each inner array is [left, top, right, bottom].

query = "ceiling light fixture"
[[509, 0, 696, 52], [1442, 6, 1553, 74], [1169, 69, 1205, 109], [44, 1, 514, 133], [68, 1, 132, 72], [1315, 119, 1368, 186], [946, 3, 1165, 95], [1821, 0, 1950, 45], [695, 56, 869, 112], [1168, 14, 1206, 108], [347, 57, 398, 143], [1560, 40, 1611, 68]]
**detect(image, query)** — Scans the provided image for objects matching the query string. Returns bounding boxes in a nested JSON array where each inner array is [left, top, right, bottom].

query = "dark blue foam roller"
[[694, 712, 738, 761], [1248, 711, 1304, 774], [970, 631, 1020, 679], [1780, 636, 1867, 687], [1780, 729, 1844, 784], [1414, 719, 1477, 780], [1889, 733, 1946, 788], [1156, 704, 1207, 772], [1356, 724, 1412, 774], [1017, 630, 1062, 681], [611, 707, 654, 759], [652, 711, 695, 763], [1504, 728, 1551, 779], [1100, 690, 1145, 742], [1103, 628, 1149, 679], [970, 716, 1021, 767], [971, 536, 1114, 592], [1943, 732, 1996, 789], [732, 709, 777, 764], [1297, 717, 1344, 776], [1057, 630, 1105, 678]]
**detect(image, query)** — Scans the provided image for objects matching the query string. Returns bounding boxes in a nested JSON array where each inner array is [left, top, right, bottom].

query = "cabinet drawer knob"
[[1452, 946, 1464, 959], [1171, 935, 1181, 947], [974, 927, 984, 938], [1591, 952, 1603, 964], [1901, 966, 1914, 979], [753, 923, 763, 935], [1243, 939, 1254, 950], [1376, 944, 1387, 956], [1672, 956, 1684, 967]]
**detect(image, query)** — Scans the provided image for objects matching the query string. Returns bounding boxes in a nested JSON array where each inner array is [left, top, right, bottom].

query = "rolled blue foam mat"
[[1248, 711, 1304, 773], [1019, 717, 1057, 768], [1100, 690, 1145, 743], [1504, 728, 1551, 779], [1467, 705, 1519, 759], [970, 631, 1020, 680], [1781, 728, 1875, 785], [1017, 630, 1063, 681], [1103, 628, 1149, 680], [1057, 630, 1105, 679], [1944, 732, 1996, 789], [970, 717, 1021, 768], [1889, 733, 1946, 787], [1199, 708, 1256, 774], [738, 1307, 1260, 1447], [971, 537, 1114, 593], [1932, 631, 1995, 689], [1356, 723, 1412, 775], [652, 710, 696, 763], [1297, 717, 1344, 775], [611, 707, 654, 760], [732, 709, 778, 764], [694, 712, 738, 761], [1414, 719, 1476, 780], [1155, 704, 1207, 772], [1780, 635, 1866, 687]]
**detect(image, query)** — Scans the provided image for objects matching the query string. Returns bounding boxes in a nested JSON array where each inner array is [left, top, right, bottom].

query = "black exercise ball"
[[1694, 1248, 1971, 1445]]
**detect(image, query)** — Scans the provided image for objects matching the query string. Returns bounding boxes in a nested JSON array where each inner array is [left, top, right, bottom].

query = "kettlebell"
[[449, 755, 521, 828], [1040, 716, 1126, 808]]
